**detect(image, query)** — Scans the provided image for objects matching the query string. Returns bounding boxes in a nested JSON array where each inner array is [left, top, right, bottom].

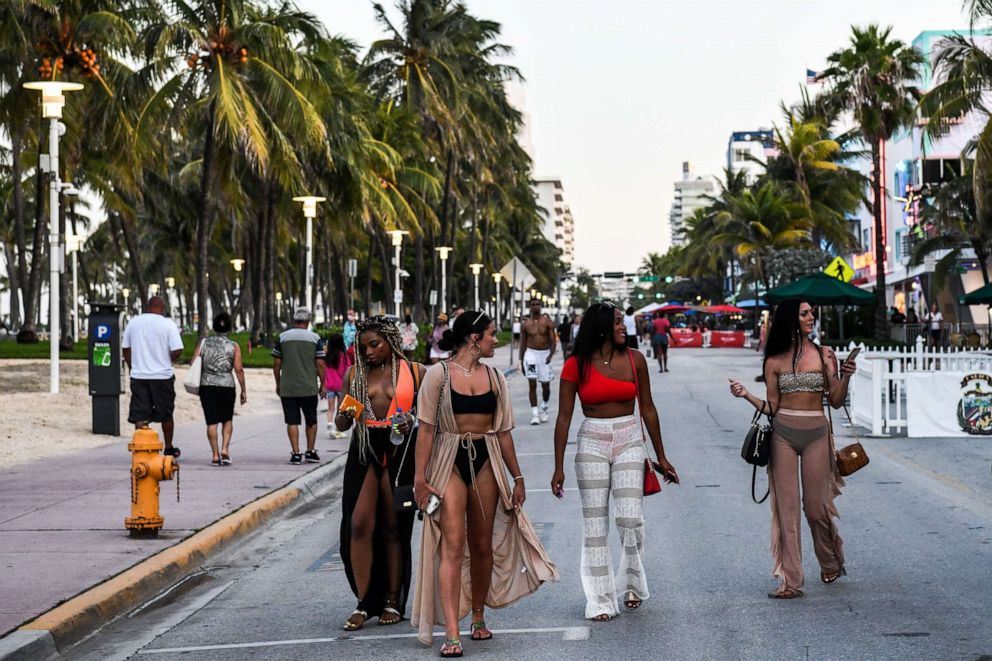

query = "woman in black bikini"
[[411, 311, 558, 657]]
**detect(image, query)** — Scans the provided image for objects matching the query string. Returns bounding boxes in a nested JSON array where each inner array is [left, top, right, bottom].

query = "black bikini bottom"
[[453, 438, 490, 485]]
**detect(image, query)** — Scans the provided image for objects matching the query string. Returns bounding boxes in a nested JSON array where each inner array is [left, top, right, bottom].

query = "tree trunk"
[[871, 143, 888, 341], [21, 122, 48, 340], [3, 243, 20, 329], [11, 127, 26, 329], [364, 232, 374, 314], [264, 183, 276, 340], [414, 234, 424, 323], [58, 191, 72, 351], [250, 205, 264, 342], [115, 213, 147, 303], [196, 100, 218, 339], [973, 240, 990, 287]]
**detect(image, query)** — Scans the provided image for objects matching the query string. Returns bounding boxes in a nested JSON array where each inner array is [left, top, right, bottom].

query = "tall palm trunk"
[[11, 128, 26, 329], [21, 122, 48, 340], [870, 143, 888, 341], [364, 232, 374, 314], [196, 100, 218, 339], [414, 235, 424, 322], [264, 183, 276, 339]]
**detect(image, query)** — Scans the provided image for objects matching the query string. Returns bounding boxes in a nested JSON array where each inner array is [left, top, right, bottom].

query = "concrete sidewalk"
[[0, 404, 350, 640]]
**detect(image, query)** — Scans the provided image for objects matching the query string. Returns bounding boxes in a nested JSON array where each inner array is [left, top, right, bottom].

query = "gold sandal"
[[624, 591, 642, 610], [343, 608, 367, 631]]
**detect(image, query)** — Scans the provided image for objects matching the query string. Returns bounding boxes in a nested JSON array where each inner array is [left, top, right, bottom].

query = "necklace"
[[451, 358, 476, 376], [600, 351, 614, 368]]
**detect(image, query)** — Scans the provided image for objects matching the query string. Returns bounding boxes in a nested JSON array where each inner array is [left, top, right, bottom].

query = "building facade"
[[534, 176, 576, 267], [727, 129, 777, 182], [847, 29, 992, 327], [668, 162, 716, 248]]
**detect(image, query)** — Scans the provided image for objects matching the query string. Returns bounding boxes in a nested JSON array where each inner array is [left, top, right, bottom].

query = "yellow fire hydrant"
[[125, 428, 179, 538]]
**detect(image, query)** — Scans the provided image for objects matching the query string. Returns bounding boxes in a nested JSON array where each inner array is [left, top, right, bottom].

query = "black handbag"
[[741, 402, 773, 503]]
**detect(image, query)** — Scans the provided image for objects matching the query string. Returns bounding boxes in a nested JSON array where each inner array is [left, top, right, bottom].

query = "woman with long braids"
[[551, 302, 679, 621], [336, 316, 426, 630], [728, 299, 857, 599], [411, 311, 557, 657]]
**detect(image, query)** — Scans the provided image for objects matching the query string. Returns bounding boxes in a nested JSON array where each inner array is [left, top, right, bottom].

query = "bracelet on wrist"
[[513, 475, 524, 482]]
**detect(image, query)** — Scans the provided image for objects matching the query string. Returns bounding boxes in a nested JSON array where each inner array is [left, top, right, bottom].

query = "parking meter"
[[88, 303, 124, 435]]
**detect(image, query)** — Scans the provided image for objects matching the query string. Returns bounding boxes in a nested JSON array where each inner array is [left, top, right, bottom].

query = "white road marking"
[[138, 626, 590, 654]]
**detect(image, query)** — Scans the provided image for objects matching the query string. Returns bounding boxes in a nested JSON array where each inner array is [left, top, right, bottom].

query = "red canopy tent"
[[702, 304, 746, 314], [657, 304, 689, 313]]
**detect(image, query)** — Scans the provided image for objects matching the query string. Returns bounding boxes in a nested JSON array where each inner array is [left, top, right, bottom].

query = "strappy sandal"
[[821, 568, 846, 584], [343, 608, 367, 631], [589, 612, 616, 622], [767, 587, 803, 599], [378, 599, 401, 626], [440, 638, 463, 657], [220, 453, 231, 466], [624, 591, 642, 610], [470, 619, 492, 640]]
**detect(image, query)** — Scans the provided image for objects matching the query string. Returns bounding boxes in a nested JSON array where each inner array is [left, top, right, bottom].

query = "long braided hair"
[[349, 315, 407, 463]]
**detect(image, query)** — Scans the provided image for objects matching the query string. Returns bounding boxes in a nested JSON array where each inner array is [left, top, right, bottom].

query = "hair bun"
[[436, 328, 456, 352]]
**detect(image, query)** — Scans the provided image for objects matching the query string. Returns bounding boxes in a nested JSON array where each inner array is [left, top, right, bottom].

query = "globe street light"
[[386, 230, 410, 317], [230, 258, 245, 292], [492, 272, 503, 330], [469, 263, 484, 310], [23, 80, 83, 394], [292, 196, 325, 311], [275, 291, 283, 324], [435, 246, 453, 313]]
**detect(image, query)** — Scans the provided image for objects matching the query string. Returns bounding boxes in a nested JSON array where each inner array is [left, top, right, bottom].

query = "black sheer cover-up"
[[339, 425, 417, 619]]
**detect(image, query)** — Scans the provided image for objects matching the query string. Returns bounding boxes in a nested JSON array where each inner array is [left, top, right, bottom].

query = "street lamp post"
[[435, 246, 453, 313], [275, 291, 283, 324], [23, 80, 83, 394], [492, 272, 502, 330], [66, 233, 80, 342], [122, 288, 130, 317], [469, 263, 484, 310], [292, 196, 325, 311], [386, 230, 409, 318]]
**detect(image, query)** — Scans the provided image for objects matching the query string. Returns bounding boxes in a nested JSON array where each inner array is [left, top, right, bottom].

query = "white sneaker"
[[530, 413, 540, 425], [326, 423, 333, 439], [334, 430, 345, 439], [539, 409, 549, 423]]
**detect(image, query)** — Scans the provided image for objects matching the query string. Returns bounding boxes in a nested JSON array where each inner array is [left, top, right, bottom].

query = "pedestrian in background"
[[557, 315, 574, 357], [651, 311, 670, 373], [400, 314, 419, 361], [344, 309, 358, 363], [552, 302, 679, 621], [429, 313, 450, 364], [925, 303, 943, 347], [123, 295, 184, 457], [412, 311, 557, 656], [512, 316, 522, 350], [336, 316, 424, 631], [322, 333, 350, 439], [729, 299, 856, 599], [190, 312, 246, 465], [272, 307, 325, 465], [623, 306, 638, 350]]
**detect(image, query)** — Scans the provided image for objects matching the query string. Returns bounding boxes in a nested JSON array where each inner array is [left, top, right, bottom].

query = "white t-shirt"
[[512, 321, 521, 334], [927, 311, 943, 330], [623, 314, 637, 336], [122, 313, 184, 379]]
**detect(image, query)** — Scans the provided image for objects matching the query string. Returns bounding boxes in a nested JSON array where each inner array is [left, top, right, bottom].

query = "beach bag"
[[183, 340, 204, 395]]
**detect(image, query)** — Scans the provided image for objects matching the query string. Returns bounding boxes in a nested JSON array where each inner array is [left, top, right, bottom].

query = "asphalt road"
[[67, 347, 992, 661]]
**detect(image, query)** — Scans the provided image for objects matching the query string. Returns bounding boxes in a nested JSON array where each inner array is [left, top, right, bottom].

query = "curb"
[[0, 455, 346, 660]]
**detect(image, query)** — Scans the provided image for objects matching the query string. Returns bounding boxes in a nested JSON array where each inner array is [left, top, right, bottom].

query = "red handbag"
[[629, 352, 662, 496]]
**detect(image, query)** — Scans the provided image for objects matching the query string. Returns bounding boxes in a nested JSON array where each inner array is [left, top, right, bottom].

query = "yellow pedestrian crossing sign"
[[823, 256, 854, 282]]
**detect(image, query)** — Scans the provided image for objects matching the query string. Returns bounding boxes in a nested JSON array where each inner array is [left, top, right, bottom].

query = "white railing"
[[844, 336, 992, 436]]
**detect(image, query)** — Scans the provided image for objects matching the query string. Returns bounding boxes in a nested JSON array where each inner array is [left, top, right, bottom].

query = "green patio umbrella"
[[960, 281, 992, 305], [766, 272, 875, 305]]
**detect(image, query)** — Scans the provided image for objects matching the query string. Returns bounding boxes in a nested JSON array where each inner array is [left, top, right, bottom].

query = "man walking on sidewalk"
[[123, 295, 184, 456], [272, 307, 325, 465], [520, 296, 557, 424]]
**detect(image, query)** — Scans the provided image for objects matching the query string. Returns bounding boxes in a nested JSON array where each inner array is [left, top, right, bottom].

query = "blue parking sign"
[[94, 323, 111, 340]]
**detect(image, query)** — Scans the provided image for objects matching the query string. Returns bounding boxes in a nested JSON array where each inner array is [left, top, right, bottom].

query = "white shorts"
[[430, 347, 450, 360], [523, 348, 554, 383]]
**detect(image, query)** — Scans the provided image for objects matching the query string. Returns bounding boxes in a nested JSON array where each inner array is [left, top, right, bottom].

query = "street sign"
[[429, 289, 438, 306], [823, 256, 854, 282], [638, 275, 660, 282], [499, 257, 535, 291], [603, 271, 624, 279]]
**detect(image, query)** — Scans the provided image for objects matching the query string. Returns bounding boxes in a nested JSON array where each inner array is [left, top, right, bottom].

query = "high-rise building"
[[727, 129, 777, 182], [534, 177, 576, 266], [667, 162, 716, 248]]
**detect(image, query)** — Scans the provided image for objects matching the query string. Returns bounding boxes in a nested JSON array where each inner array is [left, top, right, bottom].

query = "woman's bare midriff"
[[581, 401, 635, 419], [452, 413, 494, 435]]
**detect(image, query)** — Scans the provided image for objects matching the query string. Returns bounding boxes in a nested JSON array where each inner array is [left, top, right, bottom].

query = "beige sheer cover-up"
[[411, 362, 559, 645]]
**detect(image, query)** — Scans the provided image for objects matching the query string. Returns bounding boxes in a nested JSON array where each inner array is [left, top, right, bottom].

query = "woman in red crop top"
[[552, 302, 679, 622]]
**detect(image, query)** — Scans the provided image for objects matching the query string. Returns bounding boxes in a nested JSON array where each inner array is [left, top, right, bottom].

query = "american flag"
[[806, 69, 820, 84]]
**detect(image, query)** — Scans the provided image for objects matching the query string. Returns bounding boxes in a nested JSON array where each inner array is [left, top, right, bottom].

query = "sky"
[[299, 0, 970, 272]]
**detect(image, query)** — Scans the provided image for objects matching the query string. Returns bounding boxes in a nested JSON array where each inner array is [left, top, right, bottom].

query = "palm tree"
[[138, 0, 327, 337], [820, 24, 924, 340], [713, 182, 810, 302]]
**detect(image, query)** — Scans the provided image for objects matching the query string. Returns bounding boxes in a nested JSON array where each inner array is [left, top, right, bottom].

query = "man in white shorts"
[[519, 297, 557, 424]]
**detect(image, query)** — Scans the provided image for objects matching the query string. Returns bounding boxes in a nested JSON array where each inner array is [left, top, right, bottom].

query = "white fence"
[[845, 336, 992, 436]]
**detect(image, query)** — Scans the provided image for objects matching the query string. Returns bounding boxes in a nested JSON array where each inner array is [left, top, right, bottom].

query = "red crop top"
[[561, 356, 637, 405]]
